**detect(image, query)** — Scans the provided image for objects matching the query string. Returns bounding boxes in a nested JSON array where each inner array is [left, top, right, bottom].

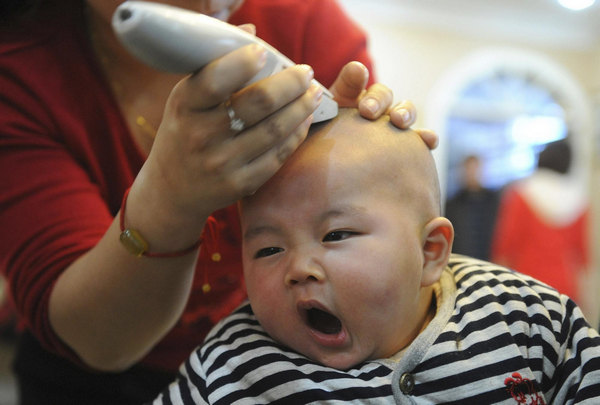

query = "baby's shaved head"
[[242, 108, 442, 228], [304, 108, 441, 223]]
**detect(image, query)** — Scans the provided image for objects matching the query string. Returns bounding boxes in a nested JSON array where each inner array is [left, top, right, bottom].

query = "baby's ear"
[[420, 217, 454, 287]]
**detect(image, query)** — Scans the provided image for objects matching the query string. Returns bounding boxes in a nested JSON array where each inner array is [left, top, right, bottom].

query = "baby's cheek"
[[362, 283, 400, 314], [245, 269, 267, 306], [244, 262, 272, 289], [254, 301, 297, 349], [246, 270, 282, 314], [249, 292, 278, 333], [356, 270, 418, 315]]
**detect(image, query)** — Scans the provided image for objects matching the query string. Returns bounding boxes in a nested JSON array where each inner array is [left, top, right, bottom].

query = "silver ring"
[[224, 99, 245, 132]]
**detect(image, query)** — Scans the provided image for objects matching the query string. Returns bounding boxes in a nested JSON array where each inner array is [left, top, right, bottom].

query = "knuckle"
[[302, 91, 318, 111], [383, 87, 393, 100], [276, 144, 294, 163], [165, 92, 186, 119], [240, 183, 257, 197], [203, 80, 223, 101], [276, 133, 304, 163], [265, 120, 286, 143], [398, 99, 413, 109], [248, 86, 276, 114], [189, 134, 210, 152], [172, 102, 188, 120], [204, 154, 228, 175], [232, 176, 256, 197], [293, 67, 311, 88], [370, 84, 390, 99], [295, 126, 309, 144]]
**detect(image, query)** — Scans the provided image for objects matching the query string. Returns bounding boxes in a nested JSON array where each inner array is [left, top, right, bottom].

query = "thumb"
[[329, 61, 369, 106]]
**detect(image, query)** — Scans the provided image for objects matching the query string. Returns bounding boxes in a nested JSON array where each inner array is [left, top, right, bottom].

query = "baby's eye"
[[323, 231, 355, 242], [254, 247, 284, 258]]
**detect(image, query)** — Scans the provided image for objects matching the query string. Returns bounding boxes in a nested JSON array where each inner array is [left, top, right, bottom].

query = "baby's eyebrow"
[[243, 225, 282, 242], [318, 205, 366, 222], [244, 206, 366, 241]]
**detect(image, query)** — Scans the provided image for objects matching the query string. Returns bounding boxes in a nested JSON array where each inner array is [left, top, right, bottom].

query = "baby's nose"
[[284, 256, 325, 287]]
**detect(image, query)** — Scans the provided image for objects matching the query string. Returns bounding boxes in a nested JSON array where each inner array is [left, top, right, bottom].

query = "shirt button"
[[399, 372, 414, 394], [212, 253, 221, 262]]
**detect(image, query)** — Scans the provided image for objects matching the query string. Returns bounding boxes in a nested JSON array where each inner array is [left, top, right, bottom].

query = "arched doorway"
[[426, 47, 592, 202], [425, 46, 596, 322]]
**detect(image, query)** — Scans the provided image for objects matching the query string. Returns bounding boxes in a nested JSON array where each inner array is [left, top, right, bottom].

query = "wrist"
[[119, 187, 202, 257], [123, 180, 208, 255]]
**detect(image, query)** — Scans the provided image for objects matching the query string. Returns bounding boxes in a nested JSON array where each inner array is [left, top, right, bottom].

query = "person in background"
[[491, 139, 590, 303], [445, 154, 500, 261], [0, 0, 438, 403], [152, 109, 600, 404]]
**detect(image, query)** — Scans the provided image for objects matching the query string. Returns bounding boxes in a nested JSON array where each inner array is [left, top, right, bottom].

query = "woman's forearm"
[[48, 205, 202, 372]]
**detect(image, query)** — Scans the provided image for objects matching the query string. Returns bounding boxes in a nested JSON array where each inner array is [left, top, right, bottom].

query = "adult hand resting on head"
[[329, 61, 438, 150]]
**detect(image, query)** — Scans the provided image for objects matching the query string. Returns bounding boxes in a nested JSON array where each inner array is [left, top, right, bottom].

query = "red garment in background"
[[0, 0, 374, 373], [491, 173, 589, 302]]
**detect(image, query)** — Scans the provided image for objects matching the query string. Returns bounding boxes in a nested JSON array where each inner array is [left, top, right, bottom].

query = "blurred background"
[[340, 0, 600, 327]]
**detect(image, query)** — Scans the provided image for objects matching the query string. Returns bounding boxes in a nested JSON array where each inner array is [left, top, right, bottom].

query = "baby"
[[152, 109, 600, 404]]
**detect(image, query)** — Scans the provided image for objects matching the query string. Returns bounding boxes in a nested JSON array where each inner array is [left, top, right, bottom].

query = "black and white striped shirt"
[[151, 255, 600, 404]]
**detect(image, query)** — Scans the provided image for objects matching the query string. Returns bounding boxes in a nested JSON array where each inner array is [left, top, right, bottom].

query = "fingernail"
[[397, 108, 410, 123], [240, 23, 256, 35], [312, 84, 323, 103], [253, 45, 267, 63], [298, 64, 314, 80], [363, 98, 379, 114]]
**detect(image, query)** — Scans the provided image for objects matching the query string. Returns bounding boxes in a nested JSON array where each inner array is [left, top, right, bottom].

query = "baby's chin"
[[281, 339, 370, 371], [259, 315, 376, 370], [309, 352, 367, 371]]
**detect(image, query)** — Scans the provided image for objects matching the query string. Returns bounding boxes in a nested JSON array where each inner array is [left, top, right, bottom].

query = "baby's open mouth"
[[307, 308, 342, 335]]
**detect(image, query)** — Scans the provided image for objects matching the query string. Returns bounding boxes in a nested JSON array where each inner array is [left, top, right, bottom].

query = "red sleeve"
[[0, 20, 140, 364], [490, 187, 526, 267], [0, 75, 113, 361], [230, 0, 376, 88]]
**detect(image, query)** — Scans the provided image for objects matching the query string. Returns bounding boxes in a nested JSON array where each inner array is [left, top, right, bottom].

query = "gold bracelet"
[[119, 188, 201, 258]]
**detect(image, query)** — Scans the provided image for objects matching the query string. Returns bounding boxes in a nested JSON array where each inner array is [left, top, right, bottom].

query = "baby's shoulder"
[[448, 254, 561, 299], [446, 254, 568, 332]]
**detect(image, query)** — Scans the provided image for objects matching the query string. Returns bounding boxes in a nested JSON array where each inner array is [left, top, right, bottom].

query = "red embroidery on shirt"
[[504, 372, 546, 405]]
